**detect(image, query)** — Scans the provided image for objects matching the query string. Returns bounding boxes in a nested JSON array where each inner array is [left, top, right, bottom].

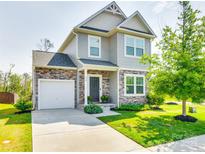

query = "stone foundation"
[[119, 70, 147, 104]]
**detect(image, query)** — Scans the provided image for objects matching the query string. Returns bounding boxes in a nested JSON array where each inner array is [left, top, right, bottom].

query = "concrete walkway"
[[148, 135, 205, 152], [32, 109, 146, 152]]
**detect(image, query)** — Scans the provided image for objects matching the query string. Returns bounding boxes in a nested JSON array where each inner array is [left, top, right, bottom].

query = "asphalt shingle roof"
[[79, 58, 118, 67], [33, 51, 76, 68]]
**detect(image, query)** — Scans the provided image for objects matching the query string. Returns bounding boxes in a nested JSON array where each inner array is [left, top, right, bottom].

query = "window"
[[125, 75, 145, 96], [88, 35, 101, 58], [136, 77, 144, 94], [126, 76, 134, 94], [125, 35, 145, 57]]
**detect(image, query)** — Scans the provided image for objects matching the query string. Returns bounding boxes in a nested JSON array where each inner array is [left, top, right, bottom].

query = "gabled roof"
[[117, 11, 156, 37], [58, 2, 156, 52], [33, 50, 76, 68], [76, 1, 127, 28]]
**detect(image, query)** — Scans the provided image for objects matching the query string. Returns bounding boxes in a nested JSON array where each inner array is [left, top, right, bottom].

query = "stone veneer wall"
[[34, 67, 77, 109], [79, 70, 84, 107], [119, 70, 147, 104], [79, 70, 111, 106]]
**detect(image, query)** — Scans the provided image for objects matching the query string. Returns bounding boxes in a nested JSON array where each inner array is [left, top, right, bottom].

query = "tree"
[[0, 71, 3, 91], [7, 73, 22, 94], [20, 73, 32, 101], [0, 65, 32, 101], [142, 1, 205, 119], [37, 38, 54, 52], [1, 64, 15, 92]]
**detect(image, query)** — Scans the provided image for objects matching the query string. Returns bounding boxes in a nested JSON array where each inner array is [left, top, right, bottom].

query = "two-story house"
[[32, 1, 156, 110]]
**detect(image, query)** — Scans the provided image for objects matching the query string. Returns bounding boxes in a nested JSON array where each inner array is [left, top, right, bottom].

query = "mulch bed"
[[166, 102, 178, 105], [15, 110, 32, 114], [174, 115, 198, 122], [151, 106, 164, 111]]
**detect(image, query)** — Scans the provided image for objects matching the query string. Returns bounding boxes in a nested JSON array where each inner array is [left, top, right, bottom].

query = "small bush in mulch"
[[174, 115, 198, 122], [84, 104, 103, 114], [14, 100, 32, 114], [166, 102, 178, 105], [116, 103, 150, 111]]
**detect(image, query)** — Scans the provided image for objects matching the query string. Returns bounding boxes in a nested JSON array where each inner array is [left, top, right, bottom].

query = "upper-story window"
[[125, 35, 145, 58], [88, 35, 101, 58]]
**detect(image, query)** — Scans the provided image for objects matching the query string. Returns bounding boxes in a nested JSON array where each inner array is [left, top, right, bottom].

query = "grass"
[[0, 103, 32, 152], [99, 103, 205, 148]]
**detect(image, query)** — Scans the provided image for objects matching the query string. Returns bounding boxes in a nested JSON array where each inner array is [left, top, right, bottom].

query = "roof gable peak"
[[105, 1, 126, 17], [76, 1, 126, 28], [117, 11, 156, 37]]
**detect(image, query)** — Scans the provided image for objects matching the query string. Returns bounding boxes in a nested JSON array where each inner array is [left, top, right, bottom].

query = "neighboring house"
[[32, 1, 156, 110]]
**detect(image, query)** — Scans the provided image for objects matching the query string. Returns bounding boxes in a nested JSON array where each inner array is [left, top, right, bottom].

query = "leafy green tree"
[[20, 73, 32, 101], [7, 74, 22, 94], [0, 71, 3, 91], [0, 65, 32, 101], [143, 1, 205, 117], [1, 64, 15, 92]]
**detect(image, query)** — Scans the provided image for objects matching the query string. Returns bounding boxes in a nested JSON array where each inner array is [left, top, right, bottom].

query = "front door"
[[89, 76, 100, 102]]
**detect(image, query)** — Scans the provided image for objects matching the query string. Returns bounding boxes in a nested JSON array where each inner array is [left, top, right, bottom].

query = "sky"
[[0, 1, 205, 74]]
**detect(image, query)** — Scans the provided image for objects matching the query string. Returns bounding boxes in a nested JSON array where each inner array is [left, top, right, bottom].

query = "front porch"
[[78, 68, 119, 109]]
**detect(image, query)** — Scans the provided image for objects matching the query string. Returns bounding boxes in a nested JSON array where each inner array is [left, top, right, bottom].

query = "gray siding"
[[121, 16, 149, 33], [84, 11, 124, 31], [77, 32, 151, 70], [78, 33, 110, 61], [117, 33, 151, 69], [63, 35, 82, 67], [109, 34, 118, 65]]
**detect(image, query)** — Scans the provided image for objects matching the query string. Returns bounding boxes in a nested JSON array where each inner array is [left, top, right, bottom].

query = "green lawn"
[[0, 104, 32, 152], [99, 104, 205, 148]]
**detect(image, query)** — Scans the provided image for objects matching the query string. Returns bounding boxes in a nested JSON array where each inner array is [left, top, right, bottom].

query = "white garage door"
[[38, 79, 75, 110]]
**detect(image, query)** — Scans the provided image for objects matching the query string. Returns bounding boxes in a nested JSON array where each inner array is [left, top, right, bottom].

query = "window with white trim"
[[125, 35, 145, 57], [125, 75, 145, 95], [88, 35, 101, 58]]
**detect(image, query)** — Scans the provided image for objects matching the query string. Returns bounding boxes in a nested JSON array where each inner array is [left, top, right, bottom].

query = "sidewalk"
[[148, 134, 205, 152]]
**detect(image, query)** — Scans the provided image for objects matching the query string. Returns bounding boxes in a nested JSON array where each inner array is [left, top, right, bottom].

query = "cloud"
[[152, 1, 175, 14]]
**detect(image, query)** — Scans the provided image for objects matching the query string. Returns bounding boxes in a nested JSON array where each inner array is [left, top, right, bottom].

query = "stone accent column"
[[84, 69, 88, 105]]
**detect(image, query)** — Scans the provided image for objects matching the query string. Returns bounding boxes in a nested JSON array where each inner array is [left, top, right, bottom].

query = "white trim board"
[[34, 66, 77, 70], [119, 68, 148, 72]]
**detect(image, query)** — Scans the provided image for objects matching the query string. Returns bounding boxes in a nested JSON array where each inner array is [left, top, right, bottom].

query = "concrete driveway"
[[32, 109, 146, 152]]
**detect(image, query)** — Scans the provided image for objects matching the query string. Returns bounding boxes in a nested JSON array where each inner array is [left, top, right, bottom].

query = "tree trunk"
[[182, 100, 186, 116]]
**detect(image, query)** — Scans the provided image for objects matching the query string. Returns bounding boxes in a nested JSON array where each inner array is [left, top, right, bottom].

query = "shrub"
[[147, 94, 165, 108], [101, 95, 109, 103], [14, 99, 32, 112], [84, 104, 103, 114], [117, 103, 149, 111], [87, 96, 93, 104]]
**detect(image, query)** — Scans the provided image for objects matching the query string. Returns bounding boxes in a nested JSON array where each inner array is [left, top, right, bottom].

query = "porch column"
[[84, 69, 88, 105]]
